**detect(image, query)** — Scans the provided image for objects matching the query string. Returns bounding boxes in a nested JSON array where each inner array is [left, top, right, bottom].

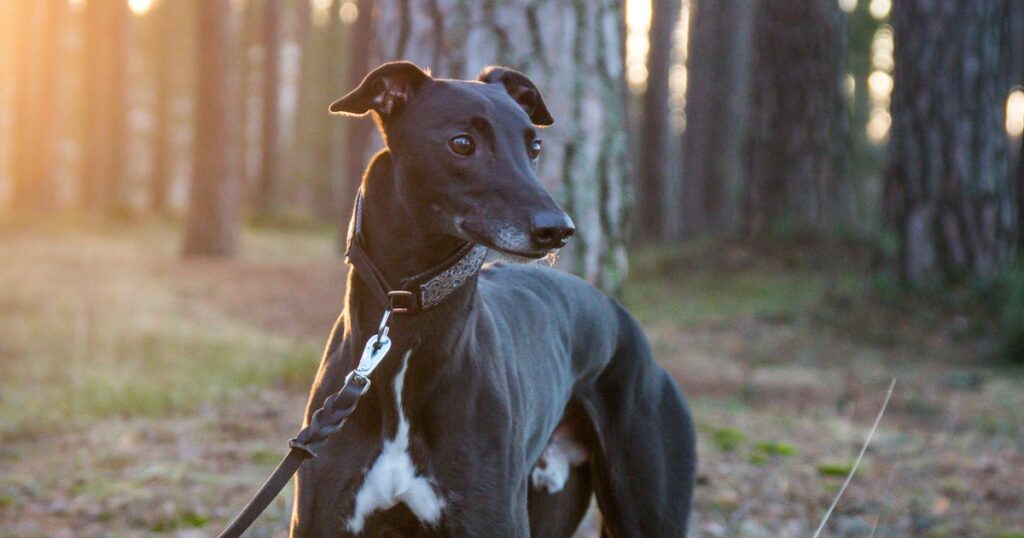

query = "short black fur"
[[292, 62, 696, 537]]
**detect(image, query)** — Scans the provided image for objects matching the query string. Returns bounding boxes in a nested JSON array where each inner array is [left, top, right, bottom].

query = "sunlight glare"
[[1007, 89, 1024, 137], [670, 4, 689, 133], [844, 74, 856, 101], [867, 71, 892, 101], [626, 0, 652, 30], [311, 0, 331, 26], [624, 0, 653, 93], [627, 65, 649, 90], [669, 64, 687, 95], [870, 26, 894, 72], [128, 0, 155, 16], [339, 1, 359, 24], [866, 108, 891, 143], [869, 0, 890, 20]]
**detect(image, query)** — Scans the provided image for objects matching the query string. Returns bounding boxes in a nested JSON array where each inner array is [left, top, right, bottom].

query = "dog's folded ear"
[[329, 61, 432, 118], [478, 66, 554, 126]]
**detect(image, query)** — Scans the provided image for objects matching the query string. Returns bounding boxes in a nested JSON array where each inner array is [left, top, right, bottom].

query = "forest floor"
[[1, 215, 1022, 538]]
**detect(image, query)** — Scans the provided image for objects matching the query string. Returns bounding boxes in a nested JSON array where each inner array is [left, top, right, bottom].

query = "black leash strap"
[[218, 373, 370, 537], [220, 190, 486, 536]]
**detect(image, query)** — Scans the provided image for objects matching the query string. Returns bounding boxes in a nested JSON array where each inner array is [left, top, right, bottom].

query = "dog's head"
[[329, 61, 574, 259]]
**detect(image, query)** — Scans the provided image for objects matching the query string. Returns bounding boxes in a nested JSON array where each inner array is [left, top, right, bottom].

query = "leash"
[[218, 308, 393, 538], [217, 192, 487, 537]]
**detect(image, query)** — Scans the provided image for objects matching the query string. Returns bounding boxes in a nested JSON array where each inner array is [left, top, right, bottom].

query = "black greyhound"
[[290, 61, 696, 537]]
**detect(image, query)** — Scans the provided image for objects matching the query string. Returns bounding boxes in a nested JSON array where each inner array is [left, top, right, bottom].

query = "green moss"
[[151, 511, 209, 532], [710, 427, 747, 452], [754, 440, 799, 457], [817, 462, 855, 477]]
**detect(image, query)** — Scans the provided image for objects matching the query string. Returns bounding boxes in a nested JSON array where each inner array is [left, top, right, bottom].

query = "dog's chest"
[[346, 351, 446, 533]]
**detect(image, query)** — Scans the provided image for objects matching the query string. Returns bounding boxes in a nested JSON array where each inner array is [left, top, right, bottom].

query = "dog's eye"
[[448, 135, 476, 156], [528, 139, 542, 160]]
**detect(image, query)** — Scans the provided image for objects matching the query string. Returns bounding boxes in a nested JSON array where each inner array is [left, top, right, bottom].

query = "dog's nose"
[[530, 212, 575, 250]]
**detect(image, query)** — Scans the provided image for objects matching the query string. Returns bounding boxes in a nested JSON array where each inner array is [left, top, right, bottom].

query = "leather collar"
[[345, 192, 488, 313]]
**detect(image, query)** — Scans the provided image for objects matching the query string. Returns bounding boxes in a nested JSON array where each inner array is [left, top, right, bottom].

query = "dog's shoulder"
[[478, 261, 615, 315]]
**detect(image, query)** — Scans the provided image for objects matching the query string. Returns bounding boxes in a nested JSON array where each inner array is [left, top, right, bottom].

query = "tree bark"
[[1005, 0, 1024, 91], [255, 0, 284, 217], [743, 0, 847, 236], [151, 0, 176, 213], [82, 0, 129, 213], [886, 0, 1015, 284], [370, 0, 632, 294], [678, 0, 754, 238], [1018, 131, 1024, 247], [338, 0, 378, 243], [10, 0, 62, 211], [183, 0, 241, 257], [635, 0, 680, 241]]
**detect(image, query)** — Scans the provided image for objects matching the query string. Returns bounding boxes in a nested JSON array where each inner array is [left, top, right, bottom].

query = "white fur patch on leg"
[[346, 351, 446, 532], [530, 430, 588, 494]]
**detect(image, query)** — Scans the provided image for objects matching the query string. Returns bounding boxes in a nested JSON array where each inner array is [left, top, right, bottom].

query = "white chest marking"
[[347, 350, 446, 533]]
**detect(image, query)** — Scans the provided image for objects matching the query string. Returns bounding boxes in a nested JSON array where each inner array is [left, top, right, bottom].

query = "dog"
[[290, 61, 696, 537]]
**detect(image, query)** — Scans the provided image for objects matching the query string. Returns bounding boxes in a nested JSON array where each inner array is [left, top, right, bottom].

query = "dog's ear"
[[329, 61, 432, 118], [478, 66, 554, 126]]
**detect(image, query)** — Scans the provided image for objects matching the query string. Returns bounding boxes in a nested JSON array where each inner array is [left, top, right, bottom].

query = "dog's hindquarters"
[[581, 302, 697, 537]]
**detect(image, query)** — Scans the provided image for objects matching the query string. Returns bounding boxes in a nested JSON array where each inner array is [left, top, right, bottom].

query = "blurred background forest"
[[2, 0, 1024, 536]]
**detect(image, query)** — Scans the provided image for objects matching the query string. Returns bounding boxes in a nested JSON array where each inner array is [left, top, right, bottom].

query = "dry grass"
[[0, 215, 338, 435], [1, 219, 1023, 537]]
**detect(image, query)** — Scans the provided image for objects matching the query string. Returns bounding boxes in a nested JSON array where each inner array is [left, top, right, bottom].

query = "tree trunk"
[[10, 0, 62, 211], [288, 0, 314, 213], [307, 0, 347, 223], [886, 0, 1015, 284], [255, 0, 284, 218], [82, 0, 129, 213], [338, 0, 378, 245], [1018, 132, 1024, 247], [678, 0, 754, 238], [183, 0, 241, 257], [634, 0, 680, 241], [743, 0, 847, 236], [370, 0, 632, 294], [151, 0, 175, 213], [1005, 0, 1024, 90], [1011, 1, 1024, 246]]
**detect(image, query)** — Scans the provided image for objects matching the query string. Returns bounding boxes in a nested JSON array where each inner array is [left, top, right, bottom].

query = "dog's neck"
[[343, 150, 476, 351]]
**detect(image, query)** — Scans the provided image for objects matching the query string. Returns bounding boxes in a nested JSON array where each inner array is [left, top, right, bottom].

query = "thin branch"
[[812, 378, 897, 538], [866, 464, 898, 538]]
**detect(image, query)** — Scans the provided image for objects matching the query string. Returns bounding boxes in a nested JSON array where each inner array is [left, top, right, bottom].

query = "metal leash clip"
[[345, 308, 394, 391]]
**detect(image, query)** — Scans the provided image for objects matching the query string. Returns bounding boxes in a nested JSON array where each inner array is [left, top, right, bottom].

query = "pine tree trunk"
[[678, 0, 754, 238], [11, 0, 62, 211], [371, 0, 631, 294], [1005, 0, 1024, 90], [82, 0, 129, 213], [1018, 132, 1024, 246], [183, 0, 241, 257], [886, 0, 1015, 284], [339, 0, 378, 246], [288, 0, 315, 212], [255, 0, 284, 217], [743, 0, 847, 236], [635, 0, 680, 241], [151, 0, 175, 213]]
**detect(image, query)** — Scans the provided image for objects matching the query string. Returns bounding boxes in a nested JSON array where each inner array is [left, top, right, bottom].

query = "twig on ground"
[[866, 464, 898, 538], [812, 378, 897, 538]]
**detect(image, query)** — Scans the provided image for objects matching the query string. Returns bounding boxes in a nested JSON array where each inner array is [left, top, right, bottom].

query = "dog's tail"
[[579, 301, 697, 537]]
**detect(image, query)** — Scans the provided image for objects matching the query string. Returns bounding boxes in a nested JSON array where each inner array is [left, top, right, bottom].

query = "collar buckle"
[[387, 290, 416, 314]]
